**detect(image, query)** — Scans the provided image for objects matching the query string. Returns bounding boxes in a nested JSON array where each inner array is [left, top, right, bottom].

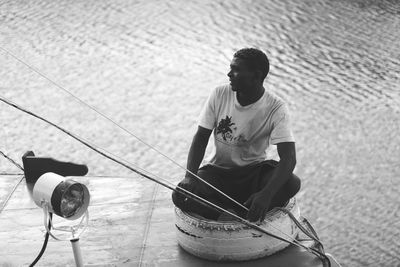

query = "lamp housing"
[[33, 172, 90, 220]]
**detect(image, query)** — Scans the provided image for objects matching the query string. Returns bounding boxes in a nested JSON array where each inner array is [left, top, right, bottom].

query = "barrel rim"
[[175, 198, 298, 230]]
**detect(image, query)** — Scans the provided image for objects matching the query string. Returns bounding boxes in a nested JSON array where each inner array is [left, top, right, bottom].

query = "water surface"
[[1, 0, 399, 266]]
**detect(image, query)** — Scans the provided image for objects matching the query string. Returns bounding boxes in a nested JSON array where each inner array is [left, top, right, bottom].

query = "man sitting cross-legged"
[[172, 48, 300, 222]]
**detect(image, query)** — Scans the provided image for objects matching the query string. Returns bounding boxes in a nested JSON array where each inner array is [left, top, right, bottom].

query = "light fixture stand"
[[70, 238, 83, 267], [41, 204, 89, 266]]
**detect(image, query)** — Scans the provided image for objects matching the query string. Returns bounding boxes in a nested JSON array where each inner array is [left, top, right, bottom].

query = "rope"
[[0, 95, 331, 266], [0, 46, 248, 213], [0, 172, 24, 176], [0, 150, 24, 171], [276, 207, 324, 252], [0, 175, 25, 215], [0, 151, 25, 214], [138, 184, 159, 267], [0, 46, 330, 265]]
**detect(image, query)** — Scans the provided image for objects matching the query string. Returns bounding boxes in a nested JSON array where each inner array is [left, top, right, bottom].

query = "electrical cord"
[[30, 212, 53, 266]]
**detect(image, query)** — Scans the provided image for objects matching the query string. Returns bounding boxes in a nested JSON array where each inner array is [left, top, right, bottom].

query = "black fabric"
[[172, 160, 282, 220], [197, 160, 279, 206], [22, 150, 88, 183]]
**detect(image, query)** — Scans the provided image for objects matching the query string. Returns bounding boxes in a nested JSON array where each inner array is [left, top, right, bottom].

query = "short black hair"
[[233, 48, 270, 80]]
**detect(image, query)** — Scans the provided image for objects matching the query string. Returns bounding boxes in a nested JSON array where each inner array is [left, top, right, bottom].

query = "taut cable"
[[0, 46, 249, 213], [0, 151, 25, 215], [0, 95, 330, 266], [0, 150, 24, 171]]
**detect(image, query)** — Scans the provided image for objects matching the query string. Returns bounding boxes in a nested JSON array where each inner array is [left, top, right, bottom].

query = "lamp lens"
[[60, 184, 85, 218]]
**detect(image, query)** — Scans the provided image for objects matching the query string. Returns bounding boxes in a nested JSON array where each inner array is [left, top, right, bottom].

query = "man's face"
[[227, 57, 257, 92]]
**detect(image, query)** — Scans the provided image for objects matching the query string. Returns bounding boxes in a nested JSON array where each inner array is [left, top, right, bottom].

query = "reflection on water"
[[1, 0, 399, 266]]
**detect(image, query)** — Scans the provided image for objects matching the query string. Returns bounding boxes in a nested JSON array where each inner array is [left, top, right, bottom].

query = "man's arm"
[[245, 142, 296, 221], [260, 142, 296, 196], [177, 126, 212, 193], [185, 126, 213, 178]]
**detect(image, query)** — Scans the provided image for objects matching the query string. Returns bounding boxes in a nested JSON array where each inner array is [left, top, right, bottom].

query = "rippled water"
[[1, 0, 400, 266]]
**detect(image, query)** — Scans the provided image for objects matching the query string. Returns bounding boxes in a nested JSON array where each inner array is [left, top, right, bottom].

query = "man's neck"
[[236, 85, 265, 106]]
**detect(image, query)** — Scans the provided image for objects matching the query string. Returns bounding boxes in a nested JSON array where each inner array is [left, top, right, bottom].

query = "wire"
[[29, 212, 53, 266], [0, 150, 24, 171], [0, 175, 24, 215], [0, 46, 248, 213], [0, 49, 330, 265], [276, 207, 324, 251], [138, 184, 159, 267], [0, 151, 25, 214], [0, 172, 24, 175], [0, 95, 331, 266]]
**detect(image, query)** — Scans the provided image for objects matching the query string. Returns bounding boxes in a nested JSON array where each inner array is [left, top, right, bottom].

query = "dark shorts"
[[196, 160, 279, 206], [173, 159, 297, 220]]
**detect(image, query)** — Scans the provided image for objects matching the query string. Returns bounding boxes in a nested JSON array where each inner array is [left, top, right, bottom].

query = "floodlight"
[[33, 172, 90, 220], [31, 172, 90, 267]]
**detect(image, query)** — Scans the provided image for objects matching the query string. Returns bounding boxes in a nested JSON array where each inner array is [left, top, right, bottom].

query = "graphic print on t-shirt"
[[216, 115, 235, 141], [216, 115, 247, 145]]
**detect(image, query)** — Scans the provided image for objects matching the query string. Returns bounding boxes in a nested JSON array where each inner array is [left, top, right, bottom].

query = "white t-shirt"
[[198, 84, 295, 168]]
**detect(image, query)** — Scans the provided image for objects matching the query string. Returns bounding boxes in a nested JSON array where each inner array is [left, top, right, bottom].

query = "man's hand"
[[244, 191, 272, 222], [244, 142, 296, 222]]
